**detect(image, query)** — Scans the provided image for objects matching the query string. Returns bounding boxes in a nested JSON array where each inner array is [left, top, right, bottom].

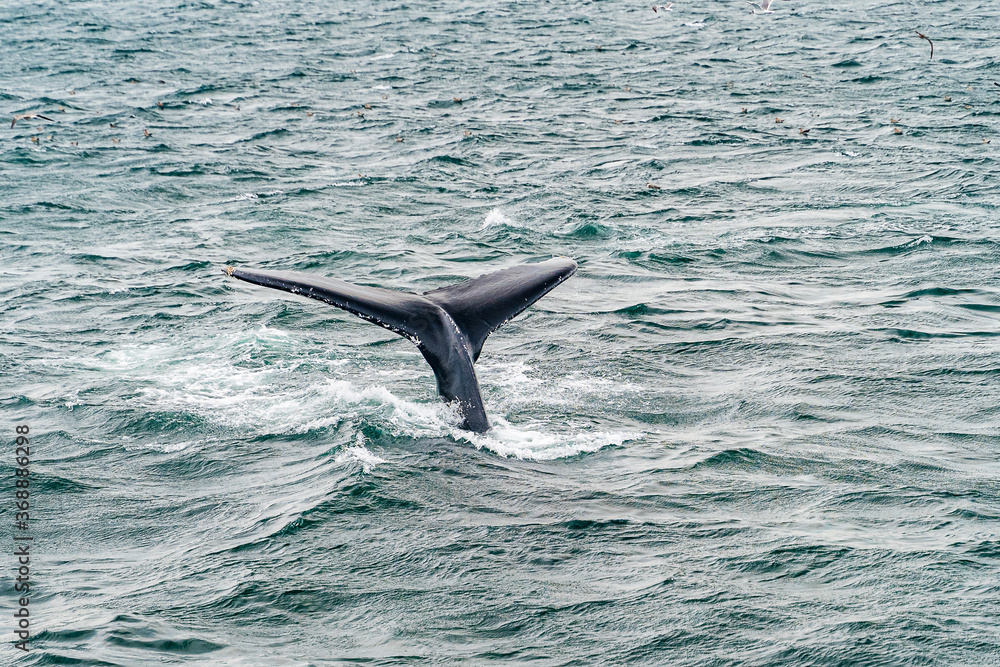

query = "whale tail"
[[224, 258, 577, 432]]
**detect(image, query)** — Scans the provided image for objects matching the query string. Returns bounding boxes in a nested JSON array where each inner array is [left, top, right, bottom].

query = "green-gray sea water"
[[3, 0, 1000, 664]]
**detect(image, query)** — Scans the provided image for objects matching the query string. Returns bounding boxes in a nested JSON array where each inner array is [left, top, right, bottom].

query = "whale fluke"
[[223, 258, 577, 432]]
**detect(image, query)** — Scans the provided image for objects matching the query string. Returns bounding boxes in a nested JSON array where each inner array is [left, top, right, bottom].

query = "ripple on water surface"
[[4, 0, 1000, 664]]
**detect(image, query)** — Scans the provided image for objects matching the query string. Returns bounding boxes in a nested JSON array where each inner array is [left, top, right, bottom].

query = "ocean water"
[[3, 0, 1000, 664]]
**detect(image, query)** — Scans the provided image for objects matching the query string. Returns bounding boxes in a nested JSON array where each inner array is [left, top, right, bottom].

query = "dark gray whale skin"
[[223, 258, 577, 432]]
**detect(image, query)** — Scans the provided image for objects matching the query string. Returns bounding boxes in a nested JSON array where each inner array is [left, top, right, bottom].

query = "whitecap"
[[122, 437, 201, 453], [458, 417, 637, 460], [481, 208, 515, 229], [334, 434, 386, 472]]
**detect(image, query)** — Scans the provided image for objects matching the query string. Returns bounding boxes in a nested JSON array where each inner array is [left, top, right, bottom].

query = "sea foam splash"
[[458, 418, 637, 460], [85, 327, 626, 460], [335, 433, 387, 472], [481, 208, 516, 229]]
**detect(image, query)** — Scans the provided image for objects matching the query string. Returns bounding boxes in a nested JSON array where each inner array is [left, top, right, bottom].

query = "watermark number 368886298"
[[13, 425, 32, 652]]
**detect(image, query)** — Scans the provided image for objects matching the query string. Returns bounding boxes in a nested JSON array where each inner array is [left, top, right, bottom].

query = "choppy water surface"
[[3, 0, 1000, 664]]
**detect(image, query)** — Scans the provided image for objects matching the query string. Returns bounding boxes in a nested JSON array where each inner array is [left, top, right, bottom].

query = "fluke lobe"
[[223, 258, 577, 432]]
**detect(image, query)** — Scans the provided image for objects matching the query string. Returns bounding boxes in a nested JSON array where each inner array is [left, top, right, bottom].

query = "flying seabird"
[[915, 31, 933, 60], [747, 0, 781, 14], [11, 114, 53, 128]]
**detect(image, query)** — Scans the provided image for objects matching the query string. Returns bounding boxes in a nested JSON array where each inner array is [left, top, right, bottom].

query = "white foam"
[[481, 362, 643, 408], [335, 434, 386, 472], [481, 208, 516, 229], [122, 437, 201, 453], [559, 376, 643, 394], [480, 360, 541, 389], [458, 417, 637, 460], [311, 379, 454, 436], [85, 330, 632, 460]]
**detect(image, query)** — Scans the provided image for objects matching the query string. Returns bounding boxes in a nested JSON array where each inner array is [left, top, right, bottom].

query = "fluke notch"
[[223, 258, 577, 432]]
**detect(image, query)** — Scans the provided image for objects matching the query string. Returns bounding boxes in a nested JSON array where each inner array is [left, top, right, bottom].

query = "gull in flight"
[[747, 0, 781, 14], [652, 3, 673, 12], [915, 31, 933, 60], [11, 113, 54, 128]]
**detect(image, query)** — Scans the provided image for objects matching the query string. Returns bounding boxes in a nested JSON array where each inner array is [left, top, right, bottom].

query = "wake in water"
[[92, 326, 634, 460]]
